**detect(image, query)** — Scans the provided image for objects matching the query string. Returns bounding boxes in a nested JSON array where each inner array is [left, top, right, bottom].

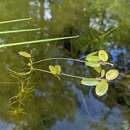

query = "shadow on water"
[[0, 0, 130, 130]]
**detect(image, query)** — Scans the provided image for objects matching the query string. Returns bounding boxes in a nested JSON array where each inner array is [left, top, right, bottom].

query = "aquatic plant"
[[0, 18, 119, 124], [8, 50, 119, 121], [0, 18, 79, 48], [9, 50, 119, 97]]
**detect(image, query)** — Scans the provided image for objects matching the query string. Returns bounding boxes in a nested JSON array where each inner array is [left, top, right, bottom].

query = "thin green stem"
[[0, 82, 36, 85], [60, 72, 84, 79], [0, 28, 40, 35], [33, 57, 85, 64], [33, 68, 105, 80], [0, 18, 32, 25], [0, 35, 79, 48], [100, 61, 114, 66], [33, 57, 114, 66], [7, 67, 33, 76], [33, 68, 84, 79]]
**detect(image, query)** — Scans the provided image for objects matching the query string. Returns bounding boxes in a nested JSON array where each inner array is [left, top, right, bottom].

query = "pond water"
[[0, 0, 130, 130]]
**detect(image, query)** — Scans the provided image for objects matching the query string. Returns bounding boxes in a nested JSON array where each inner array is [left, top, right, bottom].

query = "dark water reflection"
[[0, 0, 130, 130]]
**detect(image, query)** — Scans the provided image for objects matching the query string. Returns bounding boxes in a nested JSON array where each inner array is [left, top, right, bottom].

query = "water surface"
[[0, 0, 130, 130]]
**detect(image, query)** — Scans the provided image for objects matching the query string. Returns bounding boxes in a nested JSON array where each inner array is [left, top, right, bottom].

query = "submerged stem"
[[33, 57, 113, 66], [33, 57, 85, 64], [100, 61, 114, 66], [0, 35, 79, 48], [0, 18, 32, 25], [33, 68, 84, 79], [0, 28, 40, 35]]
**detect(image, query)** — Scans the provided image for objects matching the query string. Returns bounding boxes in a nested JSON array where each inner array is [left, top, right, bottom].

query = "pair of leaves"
[[81, 78, 108, 96], [81, 69, 119, 96], [95, 69, 119, 80], [49, 65, 61, 75], [85, 50, 108, 68], [81, 66, 109, 96]]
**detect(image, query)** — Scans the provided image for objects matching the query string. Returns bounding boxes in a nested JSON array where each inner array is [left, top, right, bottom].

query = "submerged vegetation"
[[0, 0, 130, 130], [8, 49, 119, 124], [0, 17, 119, 125], [10, 50, 119, 97]]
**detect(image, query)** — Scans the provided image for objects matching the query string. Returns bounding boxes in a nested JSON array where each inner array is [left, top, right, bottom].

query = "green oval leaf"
[[85, 61, 100, 67], [95, 80, 109, 96], [105, 69, 119, 80], [18, 51, 31, 58], [98, 50, 108, 62], [81, 78, 98, 86], [86, 55, 100, 62]]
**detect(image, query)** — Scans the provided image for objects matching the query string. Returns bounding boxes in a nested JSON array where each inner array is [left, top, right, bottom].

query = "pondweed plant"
[[9, 50, 119, 97], [0, 18, 119, 121], [8, 50, 119, 122]]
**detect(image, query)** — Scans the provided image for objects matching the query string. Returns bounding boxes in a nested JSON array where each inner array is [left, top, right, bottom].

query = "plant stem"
[[60, 72, 84, 79], [33, 68, 84, 79], [33, 57, 85, 64], [33, 57, 114, 66], [0, 28, 40, 35], [0, 35, 79, 48], [0, 18, 32, 25], [100, 61, 114, 66], [0, 82, 36, 85]]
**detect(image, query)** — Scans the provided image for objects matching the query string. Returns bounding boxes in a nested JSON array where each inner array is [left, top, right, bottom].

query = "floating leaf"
[[95, 80, 108, 96], [106, 69, 119, 80], [85, 61, 100, 67], [49, 65, 61, 75], [98, 50, 108, 62], [86, 55, 100, 62], [18, 51, 31, 58], [81, 78, 98, 86], [101, 69, 105, 78]]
